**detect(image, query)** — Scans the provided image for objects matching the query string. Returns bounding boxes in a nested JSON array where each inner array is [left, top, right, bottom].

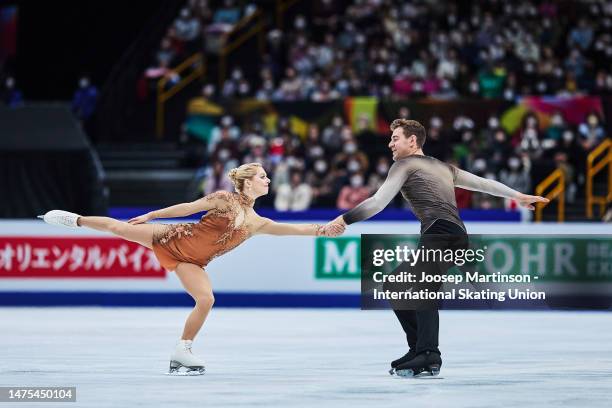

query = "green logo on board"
[[315, 237, 361, 279]]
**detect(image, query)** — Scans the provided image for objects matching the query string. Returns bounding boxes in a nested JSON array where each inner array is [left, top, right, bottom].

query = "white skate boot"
[[167, 339, 206, 376], [38, 210, 81, 228]]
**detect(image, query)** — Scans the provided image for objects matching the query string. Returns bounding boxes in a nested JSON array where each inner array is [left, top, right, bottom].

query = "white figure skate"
[[167, 339, 206, 376], [38, 210, 81, 228]]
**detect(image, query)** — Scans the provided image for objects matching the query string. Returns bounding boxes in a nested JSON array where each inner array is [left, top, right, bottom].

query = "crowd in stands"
[[144, 0, 609, 212], [148, 0, 612, 101], [192, 106, 607, 212]]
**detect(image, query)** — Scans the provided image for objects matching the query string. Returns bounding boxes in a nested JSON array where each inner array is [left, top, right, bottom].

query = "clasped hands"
[[319, 215, 347, 237]]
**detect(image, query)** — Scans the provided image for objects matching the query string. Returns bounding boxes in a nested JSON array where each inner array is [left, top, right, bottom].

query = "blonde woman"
[[39, 163, 344, 375]]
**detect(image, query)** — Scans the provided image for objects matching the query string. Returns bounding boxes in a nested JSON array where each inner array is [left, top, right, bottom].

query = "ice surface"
[[1, 308, 611, 407]]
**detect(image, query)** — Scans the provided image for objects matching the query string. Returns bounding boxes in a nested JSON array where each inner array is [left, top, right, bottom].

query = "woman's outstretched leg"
[[174, 262, 214, 340], [77, 216, 161, 249]]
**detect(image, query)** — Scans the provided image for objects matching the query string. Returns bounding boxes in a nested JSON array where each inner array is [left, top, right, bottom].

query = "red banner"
[[0, 237, 165, 278]]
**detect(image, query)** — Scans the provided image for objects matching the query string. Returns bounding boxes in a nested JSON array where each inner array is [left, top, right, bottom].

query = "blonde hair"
[[227, 162, 263, 192]]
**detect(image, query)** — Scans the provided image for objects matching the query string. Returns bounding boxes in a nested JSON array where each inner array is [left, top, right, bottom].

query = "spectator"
[[1, 76, 23, 108], [499, 156, 531, 209], [486, 129, 513, 173], [242, 137, 272, 170], [568, 19, 594, 51], [203, 161, 233, 195], [274, 170, 313, 211], [367, 156, 390, 192], [208, 115, 241, 154], [337, 172, 370, 210], [174, 8, 201, 44], [423, 117, 448, 160], [578, 112, 606, 150], [213, 0, 241, 25], [72, 77, 98, 121], [306, 158, 338, 207], [210, 127, 239, 164], [545, 111, 566, 141], [554, 151, 577, 204]]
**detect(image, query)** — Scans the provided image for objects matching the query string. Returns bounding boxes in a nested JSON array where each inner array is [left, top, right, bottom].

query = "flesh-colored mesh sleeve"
[[452, 167, 521, 199], [342, 161, 410, 225]]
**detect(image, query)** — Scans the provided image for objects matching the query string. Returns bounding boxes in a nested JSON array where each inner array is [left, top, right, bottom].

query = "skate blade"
[[166, 361, 205, 376], [165, 369, 205, 376], [395, 366, 442, 379], [37, 215, 45, 220]]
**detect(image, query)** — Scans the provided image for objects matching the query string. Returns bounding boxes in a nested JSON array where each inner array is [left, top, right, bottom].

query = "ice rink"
[[1, 308, 611, 407]]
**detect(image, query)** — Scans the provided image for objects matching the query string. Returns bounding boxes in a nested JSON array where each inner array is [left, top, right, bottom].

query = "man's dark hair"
[[390, 119, 427, 148]]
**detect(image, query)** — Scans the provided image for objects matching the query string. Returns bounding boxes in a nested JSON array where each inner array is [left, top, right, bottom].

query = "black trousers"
[[392, 219, 468, 355]]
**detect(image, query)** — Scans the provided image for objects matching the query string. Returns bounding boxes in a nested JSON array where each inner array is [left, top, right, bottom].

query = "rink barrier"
[[2, 221, 611, 308]]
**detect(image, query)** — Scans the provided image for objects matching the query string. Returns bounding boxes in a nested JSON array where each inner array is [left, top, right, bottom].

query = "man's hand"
[[320, 215, 347, 237], [516, 193, 550, 210]]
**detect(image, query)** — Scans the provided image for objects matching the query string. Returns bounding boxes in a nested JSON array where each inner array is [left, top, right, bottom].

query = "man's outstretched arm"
[[331, 161, 411, 227], [453, 167, 549, 210]]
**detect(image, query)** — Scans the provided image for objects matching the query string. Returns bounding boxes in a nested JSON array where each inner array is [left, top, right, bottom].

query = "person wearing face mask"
[[578, 112, 606, 150], [324, 119, 548, 377], [337, 172, 371, 210], [1, 77, 23, 108], [72, 76, 98, 121], [306, 159, 338, 207], [423, 120, 448, 161], [355, 115, 381, 157], [554, 151, 577, 204], [367, 157, 391, 192], [332, 138, 369, 179], [479, 115, 500, 145], [322, 115, 346, 153], [486, 129, 513, 173], [546, 112, 566, 141], [304, 124, 328, 164], [210, 127, 239, 163], [203, 161, 233, 196], [274, 169, 313, 211], [499, 157, 531, 210], [208, 115, 240, 154]]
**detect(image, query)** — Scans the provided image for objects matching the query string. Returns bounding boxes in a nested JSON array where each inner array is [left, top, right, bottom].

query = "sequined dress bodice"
[[152, 191, 258, 270]]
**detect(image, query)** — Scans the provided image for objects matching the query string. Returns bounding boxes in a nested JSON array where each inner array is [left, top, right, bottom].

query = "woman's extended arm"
[[255, 218, 343, 236], [128, 191, 230, 224]]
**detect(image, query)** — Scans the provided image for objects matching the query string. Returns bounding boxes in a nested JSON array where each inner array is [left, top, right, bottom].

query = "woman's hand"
[[128, 212, 155, 225], [515, 193, 550, 210], [320, 223, 345, 237], [319, 215, 347, 237]]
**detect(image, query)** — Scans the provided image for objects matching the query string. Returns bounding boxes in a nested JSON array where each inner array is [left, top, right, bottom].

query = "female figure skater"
[[39, 163, 344, 375]]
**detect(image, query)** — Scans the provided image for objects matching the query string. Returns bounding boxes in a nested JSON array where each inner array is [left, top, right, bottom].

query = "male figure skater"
[[328, 119, 548, 376]]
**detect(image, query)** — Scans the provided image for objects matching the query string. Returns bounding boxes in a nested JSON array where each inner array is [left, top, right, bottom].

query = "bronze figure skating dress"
[[152, 191, 257, 271]]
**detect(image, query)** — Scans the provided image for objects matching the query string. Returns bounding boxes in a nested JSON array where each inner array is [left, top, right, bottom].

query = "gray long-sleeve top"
[[342, 155, 521, 233]]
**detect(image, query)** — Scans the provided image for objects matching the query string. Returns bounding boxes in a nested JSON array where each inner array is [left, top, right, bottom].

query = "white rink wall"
[[0, 221, 610, 306]]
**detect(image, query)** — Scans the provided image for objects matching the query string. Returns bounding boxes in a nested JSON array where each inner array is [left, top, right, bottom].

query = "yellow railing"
[[535, 168, 565, 222], [276, 0, 302, 30], [218, 10, 266, 87], [156, 52, 206, 138], [586, 138, 612, 218]]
